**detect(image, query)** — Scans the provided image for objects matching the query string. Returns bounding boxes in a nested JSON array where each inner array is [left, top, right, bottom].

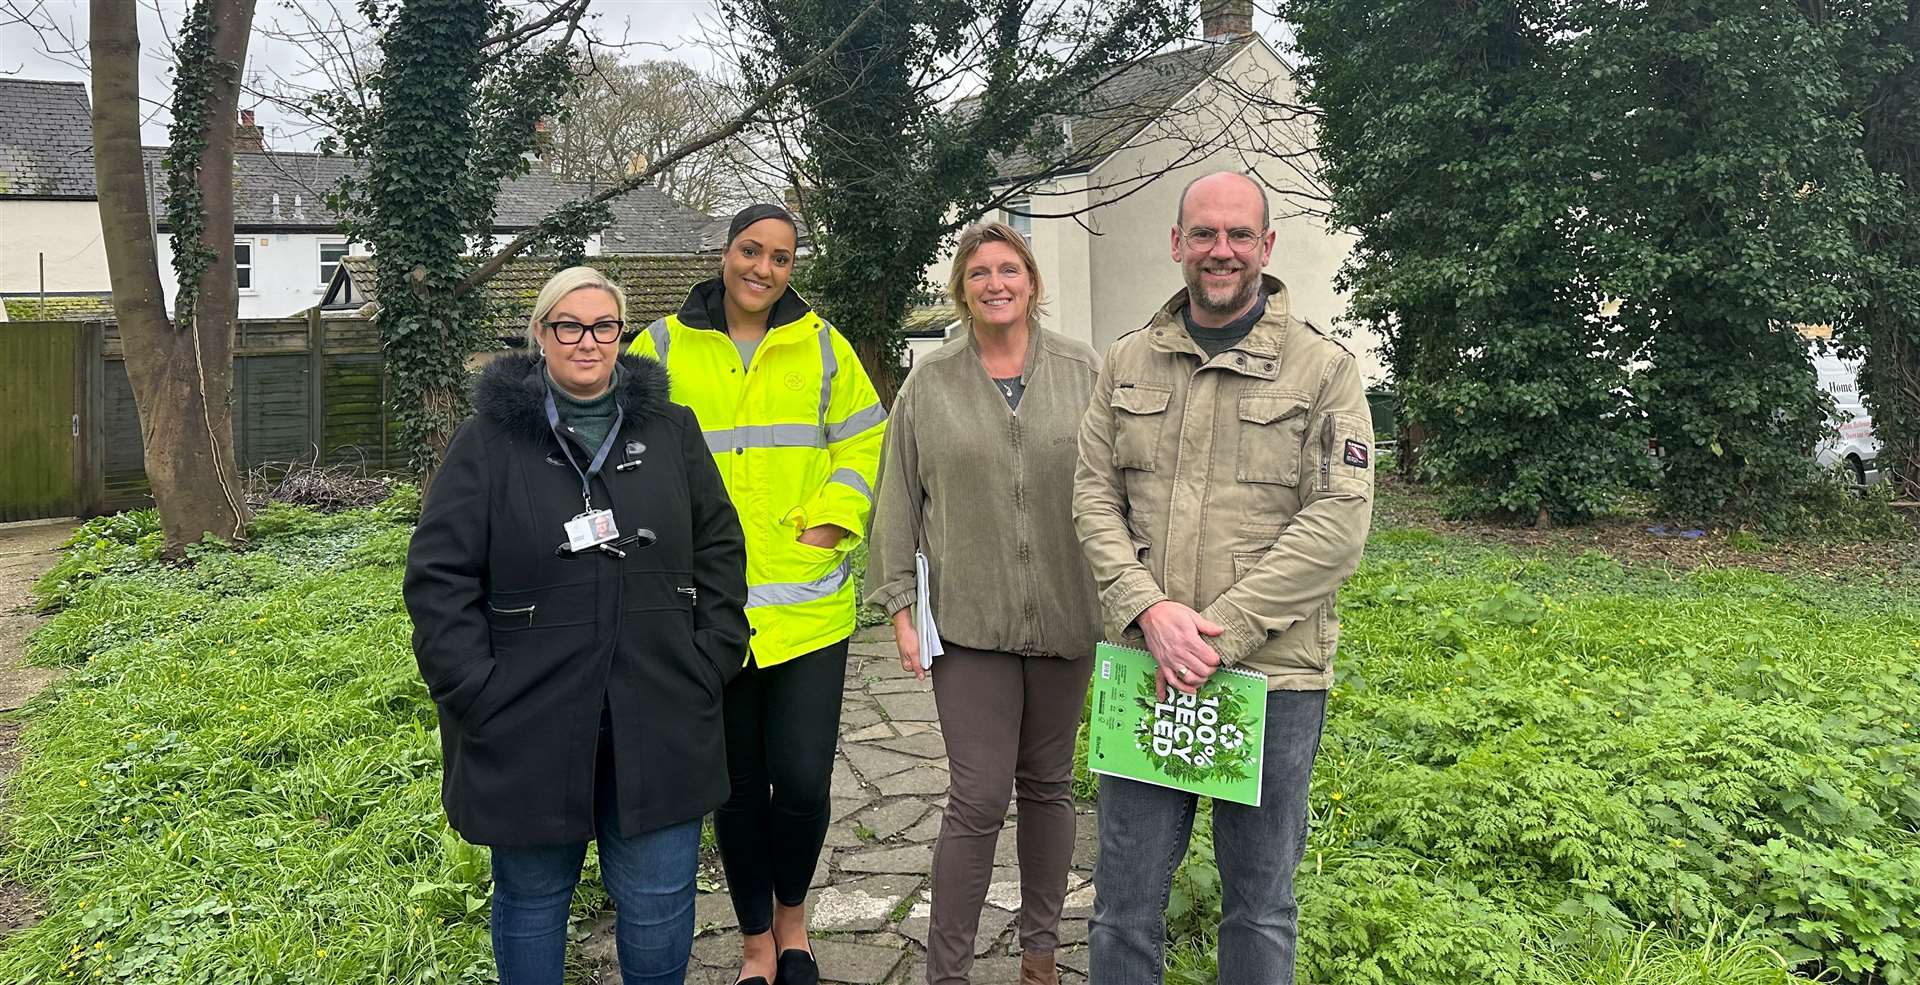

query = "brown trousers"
[[927, 643, 1094, 985]]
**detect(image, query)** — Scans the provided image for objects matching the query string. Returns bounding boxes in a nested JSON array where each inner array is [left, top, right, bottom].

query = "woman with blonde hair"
[[866, 222, 1102, 985], [406, 265, 749, 984]]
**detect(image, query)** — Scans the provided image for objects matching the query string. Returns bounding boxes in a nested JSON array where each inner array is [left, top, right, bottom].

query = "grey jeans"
[[1089, 688, 1327, 985], [927, 644, 1094, 984]]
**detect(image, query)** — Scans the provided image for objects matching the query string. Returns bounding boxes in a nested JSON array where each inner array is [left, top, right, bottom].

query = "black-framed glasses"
[[543, 319, 625, 344], [1183, 227, 1263, 254]]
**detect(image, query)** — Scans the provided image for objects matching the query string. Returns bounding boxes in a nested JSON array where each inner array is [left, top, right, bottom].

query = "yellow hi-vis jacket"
[[630, 279, 886, 668]]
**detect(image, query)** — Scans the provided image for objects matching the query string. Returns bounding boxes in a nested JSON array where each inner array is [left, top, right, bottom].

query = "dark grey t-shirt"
[[992, 375, 1025, 411], [1182, 293, 1269, 360]]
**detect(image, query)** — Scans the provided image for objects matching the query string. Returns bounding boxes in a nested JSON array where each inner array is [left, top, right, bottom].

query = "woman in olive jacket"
[[405, 266, 749, 984], [866, 222, 1101, 985]]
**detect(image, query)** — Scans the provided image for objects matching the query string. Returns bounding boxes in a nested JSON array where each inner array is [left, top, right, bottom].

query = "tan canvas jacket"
[[1073, 275, 1374, 690]]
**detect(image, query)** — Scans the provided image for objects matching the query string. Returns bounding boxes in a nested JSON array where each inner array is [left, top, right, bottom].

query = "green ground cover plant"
[[0, 495, 530, 984], [2, 497, 1913, 983], [1147, 531, 1920, 984]]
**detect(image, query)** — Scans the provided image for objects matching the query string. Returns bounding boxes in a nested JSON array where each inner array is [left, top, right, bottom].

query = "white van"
[[1813, 350, 1882, 488]]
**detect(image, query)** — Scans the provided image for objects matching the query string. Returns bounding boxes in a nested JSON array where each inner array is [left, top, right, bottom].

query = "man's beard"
[[1187, 262, 1259, 317]]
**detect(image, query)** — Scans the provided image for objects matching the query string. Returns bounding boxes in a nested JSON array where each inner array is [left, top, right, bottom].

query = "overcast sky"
[[2, 1, 1288, 152], [0, 0, 724, 151]]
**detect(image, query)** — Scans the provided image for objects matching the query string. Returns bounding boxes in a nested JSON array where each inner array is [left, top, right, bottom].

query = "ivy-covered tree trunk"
[[332, 0, 600, 480], [166, 0, 257, 373], [89, 0, 253, 550], [1854, 0, 1920, 496], [753, 0, 969, 400], [362, 0, 494, 478], [1374, 299, 1453, 481]]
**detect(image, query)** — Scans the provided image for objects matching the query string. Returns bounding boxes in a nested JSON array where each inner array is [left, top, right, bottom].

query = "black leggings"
[[713, 638, 848, 935]]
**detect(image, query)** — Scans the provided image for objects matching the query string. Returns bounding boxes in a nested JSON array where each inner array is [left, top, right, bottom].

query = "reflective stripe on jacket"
[[630, 278, 886, 667]]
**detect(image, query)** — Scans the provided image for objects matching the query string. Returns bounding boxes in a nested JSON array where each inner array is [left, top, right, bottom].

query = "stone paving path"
[[583, 626, 1096, 985]]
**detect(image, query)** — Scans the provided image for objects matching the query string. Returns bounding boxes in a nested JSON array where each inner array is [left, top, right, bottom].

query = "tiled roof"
[[973, 39, 1246, 182], [0, 76, 714, 246], [0, 79, 96, 198], [2, 294, 114, 321], [335, 253, 720, 340], [497, 174, 725, 254], [127, 147, 715, 250], [903, 305, 960, 339]]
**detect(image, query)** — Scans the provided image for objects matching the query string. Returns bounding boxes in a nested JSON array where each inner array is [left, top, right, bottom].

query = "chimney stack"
[[1200, 0, 1253, 43], [235, 109, 265, 152]]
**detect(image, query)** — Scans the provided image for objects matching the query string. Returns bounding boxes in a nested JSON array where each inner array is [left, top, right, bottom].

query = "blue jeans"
[[489, 790, 700, 985], [1089, 688, 1327, 985]]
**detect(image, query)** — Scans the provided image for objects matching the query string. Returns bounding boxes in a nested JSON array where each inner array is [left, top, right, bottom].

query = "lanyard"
[[543, 388, 625, 512]]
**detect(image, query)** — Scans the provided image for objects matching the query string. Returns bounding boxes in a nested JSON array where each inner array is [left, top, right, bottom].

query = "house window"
[[1004, 199, 1032, 243], [319, 241, 349, 287], [234, 241, 253, 290]]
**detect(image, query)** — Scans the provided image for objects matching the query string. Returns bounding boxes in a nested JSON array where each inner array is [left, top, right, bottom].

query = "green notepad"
[[1088, 642, 1269, 807]]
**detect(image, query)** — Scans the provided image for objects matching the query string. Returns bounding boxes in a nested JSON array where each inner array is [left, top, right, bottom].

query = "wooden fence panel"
[[4, 313, 413, 520], [323, 352, 390, 468], [100, 357, 151, 513], [237, 354, 317, 469], [0, 322, 79, 522]]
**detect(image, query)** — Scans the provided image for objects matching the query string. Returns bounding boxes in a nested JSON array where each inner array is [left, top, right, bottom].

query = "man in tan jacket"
[[1075, 171, 1374, 984]]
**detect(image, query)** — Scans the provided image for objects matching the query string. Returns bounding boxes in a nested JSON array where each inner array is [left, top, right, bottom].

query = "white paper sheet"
[[914, 550, 944, 670]]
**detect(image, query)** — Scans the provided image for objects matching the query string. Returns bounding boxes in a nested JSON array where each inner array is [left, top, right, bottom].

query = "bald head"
[[1171, 170, 1276, 325], [1176, 171, 1270, 230]]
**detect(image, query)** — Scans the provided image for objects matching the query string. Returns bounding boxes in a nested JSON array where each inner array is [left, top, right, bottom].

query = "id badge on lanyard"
[[544, 390, 625, 553]]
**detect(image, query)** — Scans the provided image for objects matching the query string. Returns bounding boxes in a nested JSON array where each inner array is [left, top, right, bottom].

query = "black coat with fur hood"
[[403, 352, 748, 846]]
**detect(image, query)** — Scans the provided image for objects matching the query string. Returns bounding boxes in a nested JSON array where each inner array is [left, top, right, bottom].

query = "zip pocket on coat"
[[1320, 415, 1334, 492], [486, 602, 537, 628], [621, 570, 700, 614]]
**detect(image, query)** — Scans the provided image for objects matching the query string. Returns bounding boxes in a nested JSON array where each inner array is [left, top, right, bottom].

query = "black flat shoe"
[[775, 949, 819, 985], [735, 978, 771, 985]]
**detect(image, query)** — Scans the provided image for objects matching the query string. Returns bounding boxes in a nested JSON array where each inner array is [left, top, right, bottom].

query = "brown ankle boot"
[[1019, 950, 1057, 985]]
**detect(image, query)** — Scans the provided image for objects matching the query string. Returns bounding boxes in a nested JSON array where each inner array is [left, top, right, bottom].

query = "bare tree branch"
[[482, 0, 589, 49], [455, 0, 888, 296], [0, 0, 89, 73]]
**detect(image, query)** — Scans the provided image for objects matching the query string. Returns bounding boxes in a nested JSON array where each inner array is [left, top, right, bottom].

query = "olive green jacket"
[[1072, 275, 1374, 690], [866, 324, 1102, 659]]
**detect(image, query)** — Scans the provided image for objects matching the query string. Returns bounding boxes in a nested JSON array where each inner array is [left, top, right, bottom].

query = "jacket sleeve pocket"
[[1111, 383, 1173, 471], [1323, 411, 1375, 497], [1235, 391, 1309, 486]]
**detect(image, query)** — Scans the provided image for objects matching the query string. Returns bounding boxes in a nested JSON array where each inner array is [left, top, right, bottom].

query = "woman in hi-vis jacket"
[[629, 204, 886, 985]]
